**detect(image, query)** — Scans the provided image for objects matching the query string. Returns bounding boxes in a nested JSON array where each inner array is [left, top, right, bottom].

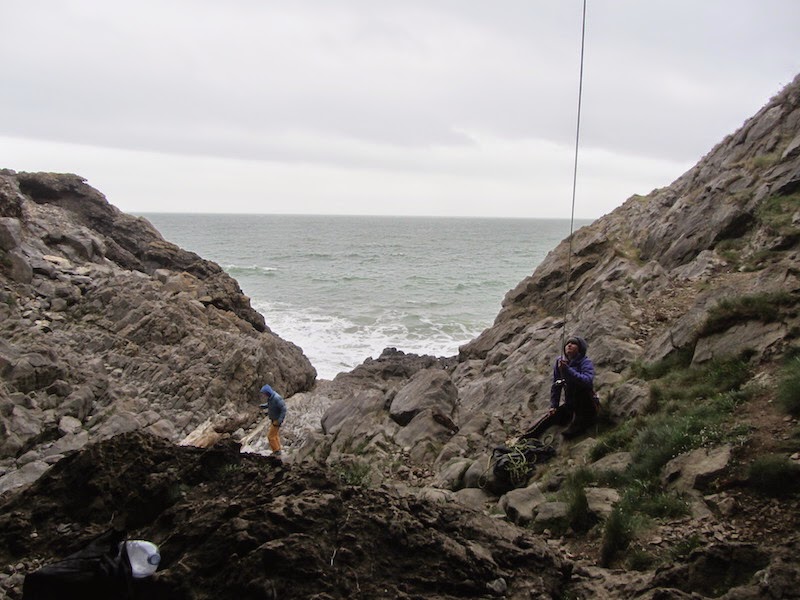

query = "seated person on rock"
[[523, 335, 597, 440]]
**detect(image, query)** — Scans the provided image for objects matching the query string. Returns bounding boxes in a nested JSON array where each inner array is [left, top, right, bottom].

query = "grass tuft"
[[778, 355, 800, 417], [632, 346, 694, 380], [747, 454, 800, 497], [599, 506, 633, 567], [332, 461, 372, 487], [561, 467, 597, 533], [701, 292, 795, 336]]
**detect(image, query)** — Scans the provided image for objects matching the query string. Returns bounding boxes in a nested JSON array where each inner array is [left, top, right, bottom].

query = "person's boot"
[[561, 416, 586, 439]]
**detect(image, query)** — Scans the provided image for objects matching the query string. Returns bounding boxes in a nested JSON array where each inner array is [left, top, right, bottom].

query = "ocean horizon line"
[[137, 211, 595, 222]]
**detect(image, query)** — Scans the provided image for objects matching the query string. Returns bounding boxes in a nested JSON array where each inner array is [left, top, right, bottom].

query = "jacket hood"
[[260, 384, 274, 397], [565, 335, 588, 357]]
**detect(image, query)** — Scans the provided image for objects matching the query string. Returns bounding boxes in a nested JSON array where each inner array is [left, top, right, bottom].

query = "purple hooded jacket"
[[550, 335, 595, 410]]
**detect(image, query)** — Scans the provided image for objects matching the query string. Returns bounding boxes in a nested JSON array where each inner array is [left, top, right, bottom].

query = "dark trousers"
[[523, 395, 596, 440]]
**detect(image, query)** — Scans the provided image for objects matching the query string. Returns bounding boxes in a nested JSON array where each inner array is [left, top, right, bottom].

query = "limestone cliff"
[[0, 171, 316, 492], [297, 73, 800, 478]]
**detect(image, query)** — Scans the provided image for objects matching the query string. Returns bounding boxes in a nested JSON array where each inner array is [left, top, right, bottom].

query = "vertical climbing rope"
[[561, 0, 587, 351]]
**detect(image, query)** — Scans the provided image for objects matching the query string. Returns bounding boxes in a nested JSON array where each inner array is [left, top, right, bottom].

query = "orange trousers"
[[267, 420, 282, 452]]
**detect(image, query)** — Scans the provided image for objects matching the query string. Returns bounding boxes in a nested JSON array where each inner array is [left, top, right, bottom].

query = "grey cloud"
[[2, 0, 799, 171]]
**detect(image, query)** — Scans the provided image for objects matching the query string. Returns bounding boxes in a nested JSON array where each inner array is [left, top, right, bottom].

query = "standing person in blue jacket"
[[523, 335, 598, 440], [259, 384, 287, 456]]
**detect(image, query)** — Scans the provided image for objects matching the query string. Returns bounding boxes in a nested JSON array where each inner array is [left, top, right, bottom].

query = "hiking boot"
[[272, 450, 282, 457], [561, 425, 585, 439]]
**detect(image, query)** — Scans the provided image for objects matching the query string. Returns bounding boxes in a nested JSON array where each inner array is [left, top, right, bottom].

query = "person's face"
[[564, 342, 580, 359]]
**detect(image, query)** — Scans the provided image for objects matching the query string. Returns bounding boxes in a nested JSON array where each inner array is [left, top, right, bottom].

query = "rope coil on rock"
[[480, 436, 556, 490]]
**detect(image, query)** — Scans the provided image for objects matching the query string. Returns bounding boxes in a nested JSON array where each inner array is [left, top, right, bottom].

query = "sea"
[[140, 214, 589, 380]]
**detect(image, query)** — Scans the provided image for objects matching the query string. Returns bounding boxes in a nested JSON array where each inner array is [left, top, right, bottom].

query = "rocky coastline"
[[1, 73, 799, 598]]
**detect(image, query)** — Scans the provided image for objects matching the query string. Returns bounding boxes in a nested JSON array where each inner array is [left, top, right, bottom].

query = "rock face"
[[296, 73, 800, 489], [0, 170, 316, 492]]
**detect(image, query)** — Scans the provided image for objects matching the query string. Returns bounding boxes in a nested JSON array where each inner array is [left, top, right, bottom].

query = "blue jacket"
[[260, 384, 287, 425], [550, 336, 595, 410]]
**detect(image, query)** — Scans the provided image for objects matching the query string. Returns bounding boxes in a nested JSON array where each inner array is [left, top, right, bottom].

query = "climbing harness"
[[561, 0, 587, 350]]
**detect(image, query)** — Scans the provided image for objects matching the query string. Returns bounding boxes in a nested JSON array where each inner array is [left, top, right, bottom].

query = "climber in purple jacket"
[[523, 335, 598, 440]]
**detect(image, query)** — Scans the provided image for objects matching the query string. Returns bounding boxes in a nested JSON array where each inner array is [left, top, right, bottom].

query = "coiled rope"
[[479, 435, 556, 490]]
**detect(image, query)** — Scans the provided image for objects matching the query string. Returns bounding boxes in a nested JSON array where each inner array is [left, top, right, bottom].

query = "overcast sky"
[[2, 1, 799, 219]]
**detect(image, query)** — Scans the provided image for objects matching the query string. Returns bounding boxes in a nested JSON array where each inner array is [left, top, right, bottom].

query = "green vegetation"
[[626, 548, 656, 571], [632, 346, 694, 381], [630, 390, 749, 480], [600, 506, 634, 567], [332, 461, 372, 487], [596, 475, 689, 567], [352, 437, 371, 455], [551, 192, 798, 570], [719, 191, 799, 268], [594, 353, 753, 466], [715, 238, 746, 265], [667, 533, 703, 561], [562, 468, 595, 533], [747, 454, 800, 497], [777, 353, 800, 417], [648, 354, 753, 409], [742, 249, 785, 272], [589, 419, 640, 462], [757, 191, 800, 235], [749, 153, 781, 170], [621, 479, 689, 520], [701, 292, 795, 336], [589, 353, 759, 567]]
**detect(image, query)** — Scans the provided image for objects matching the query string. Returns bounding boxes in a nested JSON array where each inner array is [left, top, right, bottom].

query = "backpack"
[[23, 529, 134, 600], [491, 437, 557, 492]]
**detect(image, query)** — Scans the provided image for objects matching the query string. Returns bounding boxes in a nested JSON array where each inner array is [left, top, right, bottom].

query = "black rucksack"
[[23, 529, 134, 600], [491, 438, 556, 491]]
